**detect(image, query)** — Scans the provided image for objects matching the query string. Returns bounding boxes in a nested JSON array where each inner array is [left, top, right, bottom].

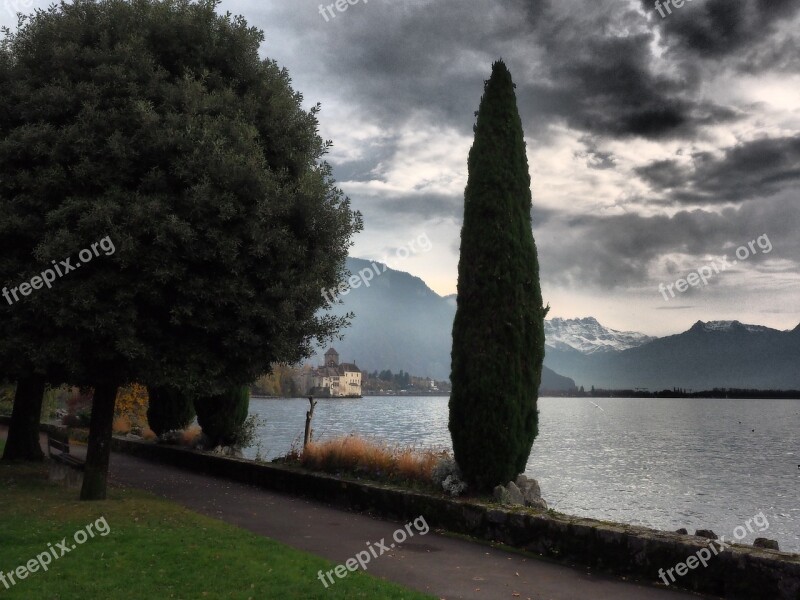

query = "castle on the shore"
[[295, 348, 362, 397]]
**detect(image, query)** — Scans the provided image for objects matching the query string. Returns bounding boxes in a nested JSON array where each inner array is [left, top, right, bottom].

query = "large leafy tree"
[[449, 60, 548, 492], [0, 0, 361, 498]]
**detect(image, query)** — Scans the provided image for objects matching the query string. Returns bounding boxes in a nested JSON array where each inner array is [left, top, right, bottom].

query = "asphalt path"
[[1, 426, 711, 599]]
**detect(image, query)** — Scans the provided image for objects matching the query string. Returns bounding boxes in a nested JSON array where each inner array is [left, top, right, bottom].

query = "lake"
[[245, 395, 800, 553]]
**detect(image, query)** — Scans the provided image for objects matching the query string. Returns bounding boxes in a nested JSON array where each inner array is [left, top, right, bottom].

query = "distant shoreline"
[[543, 389, 800, 400], [253, 391, 800, 400], [251, 392, 451, 400]]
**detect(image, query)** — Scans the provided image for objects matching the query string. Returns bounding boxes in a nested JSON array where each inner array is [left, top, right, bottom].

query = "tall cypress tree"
[[449, 60, 548, 492]]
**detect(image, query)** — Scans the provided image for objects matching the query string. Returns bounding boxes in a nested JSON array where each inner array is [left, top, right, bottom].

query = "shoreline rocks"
[[755, 538, 780, 551], [493, 475, 548, 510], [695, 529, 718, 540]]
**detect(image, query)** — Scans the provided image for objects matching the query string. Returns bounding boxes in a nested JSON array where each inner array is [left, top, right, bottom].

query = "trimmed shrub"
[[194, 385, 250, 447], [146, 386, 196, 438]]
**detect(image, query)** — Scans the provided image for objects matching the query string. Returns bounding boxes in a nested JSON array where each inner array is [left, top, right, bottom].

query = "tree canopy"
[[0, 0, 361, 495]]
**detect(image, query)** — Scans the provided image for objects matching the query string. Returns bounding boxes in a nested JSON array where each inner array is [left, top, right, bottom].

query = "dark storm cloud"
[[737, 27, 800, 73], [636, 159, 688, 190], [330, 141, 400, 184], [263, 0, 738, 142], [359, 192, 462, 223], [644, 0, 800, 59], [516, 28, 735, 139], [294, 0, 531, 132], [354, 189, 561, 231], [534, 193, 800, 289], [243, 0, 799, 240], [636, 135, 800, 204], [531, 206, 561, 227], [575, 137, 617, 170]]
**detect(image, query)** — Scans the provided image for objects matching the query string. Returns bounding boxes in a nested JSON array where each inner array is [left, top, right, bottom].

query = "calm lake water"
[[246, 396, 800, 553]]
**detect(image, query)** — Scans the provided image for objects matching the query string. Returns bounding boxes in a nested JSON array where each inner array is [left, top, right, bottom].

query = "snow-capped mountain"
[[545, 317, 655, 354], [544, 319, 800, 389], [688, 320, 779, 334]]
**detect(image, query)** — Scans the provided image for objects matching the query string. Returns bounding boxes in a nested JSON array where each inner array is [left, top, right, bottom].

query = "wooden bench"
[[47, 433, 85, 487]]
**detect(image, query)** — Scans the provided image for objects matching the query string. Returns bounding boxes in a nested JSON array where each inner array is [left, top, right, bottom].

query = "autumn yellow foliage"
[[114, 384, 149, 430], [253, 364, 300, 397]]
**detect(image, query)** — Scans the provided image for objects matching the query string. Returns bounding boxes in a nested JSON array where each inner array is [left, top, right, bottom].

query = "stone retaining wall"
[[105, 435, 800, 600]]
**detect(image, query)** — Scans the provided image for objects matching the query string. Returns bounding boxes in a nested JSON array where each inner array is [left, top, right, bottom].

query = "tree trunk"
[[2, 376, 46, 461], [80, 383, 118, 501], [303, 396, 317, 449]]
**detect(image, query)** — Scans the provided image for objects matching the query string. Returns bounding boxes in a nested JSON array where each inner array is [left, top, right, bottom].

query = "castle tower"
[[324, 348, 340, 367]]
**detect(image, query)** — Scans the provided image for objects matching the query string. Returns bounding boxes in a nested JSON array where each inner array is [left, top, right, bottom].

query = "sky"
[[3, 0, 799, 337]]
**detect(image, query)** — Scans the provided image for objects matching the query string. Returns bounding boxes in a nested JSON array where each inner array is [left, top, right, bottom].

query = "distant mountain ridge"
[[316, 258, 575, 390], [688, 320, 781, 334], [317, 258, 800, 391], [544, 319, 800, 389]]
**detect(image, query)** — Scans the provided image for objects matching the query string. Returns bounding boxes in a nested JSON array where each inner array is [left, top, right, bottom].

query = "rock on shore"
[[493, 475, 548, 510]]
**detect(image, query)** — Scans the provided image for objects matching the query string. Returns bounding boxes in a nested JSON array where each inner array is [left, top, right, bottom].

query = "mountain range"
[[545, 320, 800, 389], [315, 258, 800, 391]]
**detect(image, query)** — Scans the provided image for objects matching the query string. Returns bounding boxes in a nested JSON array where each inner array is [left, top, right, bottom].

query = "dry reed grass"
[[180, 425, 202, 447], [301, 435, 445, 485], [112, 415, 131, 434]]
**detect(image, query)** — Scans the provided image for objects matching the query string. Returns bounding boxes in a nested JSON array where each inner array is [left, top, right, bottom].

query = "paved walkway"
[[2, 426, 709, 599]]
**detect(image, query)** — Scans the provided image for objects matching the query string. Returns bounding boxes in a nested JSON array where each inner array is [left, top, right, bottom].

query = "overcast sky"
[[4, 0, 799, 336]]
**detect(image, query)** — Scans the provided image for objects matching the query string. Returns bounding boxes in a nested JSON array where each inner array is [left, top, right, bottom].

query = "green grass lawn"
[[0, 460, 432, 599]]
